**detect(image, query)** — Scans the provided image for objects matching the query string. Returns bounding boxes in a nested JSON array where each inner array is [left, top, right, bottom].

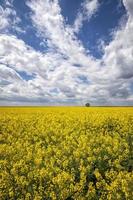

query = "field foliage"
[[0, 107, 133, 199]]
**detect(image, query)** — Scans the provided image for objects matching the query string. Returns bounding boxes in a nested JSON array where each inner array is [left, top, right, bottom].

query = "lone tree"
[[85, 103, 90, 107]]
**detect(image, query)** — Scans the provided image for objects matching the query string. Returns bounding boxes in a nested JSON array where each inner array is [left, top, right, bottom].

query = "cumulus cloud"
[[123, 0, 133, 16], [26, 0, 101, 69], [100, 0, 133, 101], [0, 0, 22, 33], [0, 0, 133, 105], [0, 64, 22, 81]]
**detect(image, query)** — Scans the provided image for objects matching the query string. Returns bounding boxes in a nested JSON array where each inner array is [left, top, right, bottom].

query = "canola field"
[[0, 107, 133, 200]]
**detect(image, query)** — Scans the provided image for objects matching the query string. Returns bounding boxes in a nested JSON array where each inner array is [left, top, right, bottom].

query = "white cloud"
[[102, 0, 133, 80], [0, 0, 22, 33], [123, 0, 133, 16], [83, 0, 99, 18], [0, 64, 22, 84], [26, 0, 99, 68], [73, 0, 99, 33], [0, 0, 133, 105]]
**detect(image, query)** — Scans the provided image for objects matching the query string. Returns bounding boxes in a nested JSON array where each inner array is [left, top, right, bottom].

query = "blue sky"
[[0, 0, 133, 105]]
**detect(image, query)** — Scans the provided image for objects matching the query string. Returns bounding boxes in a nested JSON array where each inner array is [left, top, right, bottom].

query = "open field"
[[0, 107, 133, 199]]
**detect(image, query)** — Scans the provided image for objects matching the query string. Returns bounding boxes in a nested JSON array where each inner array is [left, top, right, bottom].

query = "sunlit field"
[[0, 107, 133, 200]]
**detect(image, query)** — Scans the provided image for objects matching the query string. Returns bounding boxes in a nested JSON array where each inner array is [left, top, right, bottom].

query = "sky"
[[0, 0, 133, 106]]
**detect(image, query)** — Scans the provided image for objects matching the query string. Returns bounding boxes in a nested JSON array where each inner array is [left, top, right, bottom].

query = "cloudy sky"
[[0, 0, 133, 106]]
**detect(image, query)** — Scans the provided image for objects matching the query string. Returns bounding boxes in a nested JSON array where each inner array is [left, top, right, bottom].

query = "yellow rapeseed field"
[[0, 107, 133, 200]]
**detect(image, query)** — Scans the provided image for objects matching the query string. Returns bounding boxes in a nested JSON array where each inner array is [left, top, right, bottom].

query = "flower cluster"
[[0, 107, 133, 199]]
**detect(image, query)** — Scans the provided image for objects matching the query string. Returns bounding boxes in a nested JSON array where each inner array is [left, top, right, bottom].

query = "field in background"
[[0, 107, 133, 199]]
